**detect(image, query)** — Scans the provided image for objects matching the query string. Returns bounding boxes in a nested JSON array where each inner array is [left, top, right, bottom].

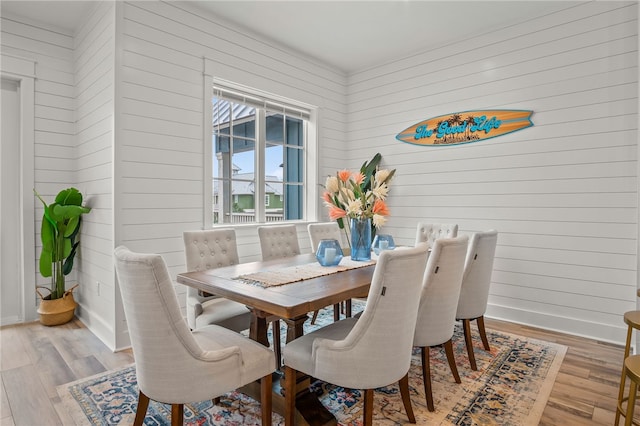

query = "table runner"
[[234, 258, 376, 288]]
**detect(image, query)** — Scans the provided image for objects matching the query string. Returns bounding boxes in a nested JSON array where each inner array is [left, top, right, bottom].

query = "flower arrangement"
[[321, 154, 396, 246]]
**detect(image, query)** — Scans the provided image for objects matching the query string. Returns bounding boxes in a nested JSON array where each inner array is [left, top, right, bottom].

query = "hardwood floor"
[[0, 318, 134, 426], [0, 316, 630, 425]]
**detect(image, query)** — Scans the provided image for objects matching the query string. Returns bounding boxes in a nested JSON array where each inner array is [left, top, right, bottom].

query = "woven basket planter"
[[36, 285, 78, 326]]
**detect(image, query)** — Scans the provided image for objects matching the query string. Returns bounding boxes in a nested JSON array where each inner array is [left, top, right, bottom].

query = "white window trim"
[[203, 58, 319, 228]]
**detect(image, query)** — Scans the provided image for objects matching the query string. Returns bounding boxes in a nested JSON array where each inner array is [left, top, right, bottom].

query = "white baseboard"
[[76, 304, 116, 351], [486, 303, 627, 348]]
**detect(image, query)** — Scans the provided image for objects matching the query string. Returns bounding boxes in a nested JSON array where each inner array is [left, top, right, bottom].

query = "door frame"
[[2, 54, 37, 323]]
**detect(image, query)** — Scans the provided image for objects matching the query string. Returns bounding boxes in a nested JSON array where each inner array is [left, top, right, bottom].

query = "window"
[[210, 82, 310, 225]]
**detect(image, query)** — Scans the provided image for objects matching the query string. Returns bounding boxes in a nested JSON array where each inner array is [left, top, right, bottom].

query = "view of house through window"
[[212, 88, 307, 224]]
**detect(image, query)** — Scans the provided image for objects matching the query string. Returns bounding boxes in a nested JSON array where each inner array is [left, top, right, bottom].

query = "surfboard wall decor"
[[396, 109, 533, 146]]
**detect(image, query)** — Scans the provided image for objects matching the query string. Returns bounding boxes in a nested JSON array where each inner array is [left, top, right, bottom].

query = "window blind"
[[213, 82, 311, 120]]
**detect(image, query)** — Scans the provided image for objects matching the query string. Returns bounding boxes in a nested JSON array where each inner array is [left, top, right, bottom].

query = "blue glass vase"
[[316, 239, 343, 266], [350, 217, 372, 261]]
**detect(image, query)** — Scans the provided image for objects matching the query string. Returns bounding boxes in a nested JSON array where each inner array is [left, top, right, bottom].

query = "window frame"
[[202, 67, 319, 228]]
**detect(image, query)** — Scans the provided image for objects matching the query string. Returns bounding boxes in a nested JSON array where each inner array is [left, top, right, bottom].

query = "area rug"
[[58, 302, 566, 425]]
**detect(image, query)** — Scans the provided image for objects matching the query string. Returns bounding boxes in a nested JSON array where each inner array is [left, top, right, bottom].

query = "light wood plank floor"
[[0, 316, 631, 425]]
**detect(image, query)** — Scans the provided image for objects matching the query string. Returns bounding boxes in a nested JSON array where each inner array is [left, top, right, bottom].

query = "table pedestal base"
[[239, 373, 337, 426]]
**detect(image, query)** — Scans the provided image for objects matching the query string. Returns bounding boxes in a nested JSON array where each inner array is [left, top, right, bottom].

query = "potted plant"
[[34, 187, 91, 325]]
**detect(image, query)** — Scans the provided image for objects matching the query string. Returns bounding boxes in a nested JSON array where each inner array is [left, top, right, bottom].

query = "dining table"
[[176, 253, 376, 426]]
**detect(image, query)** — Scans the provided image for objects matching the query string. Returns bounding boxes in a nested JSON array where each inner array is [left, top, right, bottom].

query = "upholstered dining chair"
[[456, 229, 498, 370], [114, 246, 275, 426], [282, 244, 429, 426], [258, 224, 301, 261], [183, 229, 252, 331], [415, 222, 458, 249], [307, 222, 344, 323], [413, 235, 469, 411], [184, 229, 282, 370], [307, 222, 343, 253]]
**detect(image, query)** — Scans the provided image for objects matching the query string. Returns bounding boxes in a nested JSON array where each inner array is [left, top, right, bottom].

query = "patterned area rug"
[[58, 302, 566, 425]]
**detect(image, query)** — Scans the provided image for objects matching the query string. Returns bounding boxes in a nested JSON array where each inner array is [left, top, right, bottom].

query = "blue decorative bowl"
[[316, 239, 343, 266], [372, 234, 396, 255]]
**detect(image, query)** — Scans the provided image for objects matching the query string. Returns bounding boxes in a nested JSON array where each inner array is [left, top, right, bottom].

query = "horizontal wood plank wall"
[[116, 1, 347, 345], [73, 2, 116, 348], [1, 13, 76, 313], [345, 1, 638, 344]]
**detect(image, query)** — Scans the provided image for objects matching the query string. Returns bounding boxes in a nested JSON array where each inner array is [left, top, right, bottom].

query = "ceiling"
[[1, 1, 580, 74]]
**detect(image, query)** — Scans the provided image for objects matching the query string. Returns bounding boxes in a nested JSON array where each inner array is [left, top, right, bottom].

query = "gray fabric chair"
[[114, 246, 275, 426], [307, 222, 345, 323], [258, 224, 301, 261], [282, 244, 429, 426], [414, 222, 458, 248], [183, 229, 251, 331], [456, 230, 498, 370], [413, 235, 469, 411], [184, 229, 281, 370]]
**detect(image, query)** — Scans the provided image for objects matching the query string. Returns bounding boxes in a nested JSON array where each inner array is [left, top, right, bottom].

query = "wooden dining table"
[[176, 253, 376, 426]]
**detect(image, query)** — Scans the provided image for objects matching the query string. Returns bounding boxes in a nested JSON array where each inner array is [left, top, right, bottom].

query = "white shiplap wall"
[[1, 13, 76, 309], [345, 1, 638, 343], [3, 0, 637, 349], [73, 2, 115, 348], [114, 1, 348, 348]]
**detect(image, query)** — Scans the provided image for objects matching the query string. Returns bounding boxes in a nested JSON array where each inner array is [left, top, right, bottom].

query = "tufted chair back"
[[184, 229, 239, 272], [183, 229, 240, 330], [308, 222, 343, 254], [257, 224, 301, 261], [415, 222, 458, 249]]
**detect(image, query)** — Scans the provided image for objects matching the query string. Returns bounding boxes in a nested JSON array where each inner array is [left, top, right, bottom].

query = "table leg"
[[249, 312, 270, 347], [284, 315, 308, 343], [282, 314, 337, 426]]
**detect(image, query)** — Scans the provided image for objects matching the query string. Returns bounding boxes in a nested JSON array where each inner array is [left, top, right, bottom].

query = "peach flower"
[[372, 199, 389, 216], [337, 169, 351, 183], [328, 205, 347, 220]]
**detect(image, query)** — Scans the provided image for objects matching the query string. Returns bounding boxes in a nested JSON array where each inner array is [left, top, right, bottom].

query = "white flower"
[[372, 214, 387, 228], [325, 176, 339, 193], [375, 169, 391, 184], [346, 199, 363, 216], [372, 183, 389, 200]]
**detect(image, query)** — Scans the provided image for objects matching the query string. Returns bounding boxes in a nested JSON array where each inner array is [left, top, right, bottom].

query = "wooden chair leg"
[[261, 373, 273, 426], [616, 325, 634, 425], [272, 320, 281, 370], [333, 304, 340, 322], [625, 378, 638, 426], [171, 404, 184, 426], [443, 339, 461, 384], [133, 390, 150, 426], [363, 388, 374, 426], [284, 366, 296, 426], [476, 316, 490, 351], [462, 318, 478, 371], [346, 299, 352, 318], [398, 373, 416, 423], [421, 346, 435, 412], [310, 310, 320, 324]]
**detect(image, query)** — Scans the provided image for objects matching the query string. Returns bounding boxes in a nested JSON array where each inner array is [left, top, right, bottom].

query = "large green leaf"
[[39, 250, 52, 277], [63, 242, 79, 275], [55, 187, 83, 206], [40, 217, 55, 249]]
